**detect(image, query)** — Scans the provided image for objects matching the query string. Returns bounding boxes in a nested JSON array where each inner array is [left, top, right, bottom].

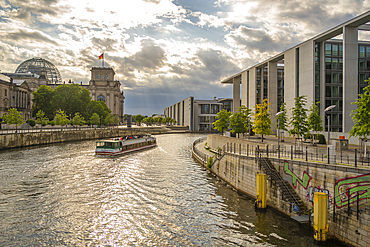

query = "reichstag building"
[[0, 57, 125, 122]]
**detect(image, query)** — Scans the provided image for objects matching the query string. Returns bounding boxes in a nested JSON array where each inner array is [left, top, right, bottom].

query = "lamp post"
[[324, 105, 336, 147], [276, 111, 283, 150], [248, 113, 253, 140]]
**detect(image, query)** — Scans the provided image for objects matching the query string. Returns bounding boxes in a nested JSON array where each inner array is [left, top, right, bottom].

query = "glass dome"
[[15, 57, 62, 83]]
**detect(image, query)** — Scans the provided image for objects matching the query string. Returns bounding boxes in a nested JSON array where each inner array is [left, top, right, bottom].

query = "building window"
[[96, 74, 99, 79], [97, 95, 105, 102], [4, 89, 7, 96], [100, 74, 104, 79], [200, 104, 210, 114], [105, 74, 108, 79], [211, 104, 219, 114]]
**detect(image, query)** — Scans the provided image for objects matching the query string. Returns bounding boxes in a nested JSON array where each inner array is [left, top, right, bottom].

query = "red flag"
[[99, 53, 103, 59]]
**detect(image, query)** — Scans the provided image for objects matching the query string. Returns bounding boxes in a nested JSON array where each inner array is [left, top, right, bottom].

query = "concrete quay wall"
[[193, 134, 370, 247], [0, 127, 179, 150]]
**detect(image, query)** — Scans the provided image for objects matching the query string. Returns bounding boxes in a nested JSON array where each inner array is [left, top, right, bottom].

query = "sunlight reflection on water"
[[0, 133, 333, 246]]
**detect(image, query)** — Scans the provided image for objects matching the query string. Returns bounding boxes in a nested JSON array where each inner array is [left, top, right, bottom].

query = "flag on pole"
[[99, 53, 104, 60]]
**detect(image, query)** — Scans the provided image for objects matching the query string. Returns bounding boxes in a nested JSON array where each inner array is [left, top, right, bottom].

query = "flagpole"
[[103, 53, 104, 67]]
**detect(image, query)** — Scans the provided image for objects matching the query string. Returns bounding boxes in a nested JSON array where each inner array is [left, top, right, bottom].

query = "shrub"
[[49, 120, 56, 126], [207, 157, 213, 170], [304, 133, 312, 140], [317, 134, 326, 144], [27, 119, 36, 127]]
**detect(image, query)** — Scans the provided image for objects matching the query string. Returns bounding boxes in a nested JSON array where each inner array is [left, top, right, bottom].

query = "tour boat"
[[95, 134, 156, 156]]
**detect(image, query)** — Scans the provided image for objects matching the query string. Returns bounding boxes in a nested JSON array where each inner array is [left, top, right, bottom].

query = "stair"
[[259, 157, 307, 215]]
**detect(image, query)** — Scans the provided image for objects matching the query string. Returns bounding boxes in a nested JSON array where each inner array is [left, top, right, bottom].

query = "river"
[[0, 133, 340, 246]]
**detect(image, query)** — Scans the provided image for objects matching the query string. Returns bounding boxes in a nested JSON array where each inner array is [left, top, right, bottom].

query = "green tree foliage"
[[239, 105, 253, 134], [27, 119, 36, 127], [55, 109, 70, 127], [53, 84, 91, 119], [143, 117, 153, 125], [71, 112, 85, 126], [276, 102, 288, 131], [134, 114, 145, 125], [212, 109, 232, 134], [103, 114, 113, 125], [36, 110, 49, 126], [3, 108, 24, 126], [112, 115, 120, 125], [350, 78, 370, 139], [289, 95, 309, 139], [89, 113, 101, 126], [86, 100, 111, 121], [308, 102, 324, 143], [253, 99, 272, 142], [32, 85, 55, 120], [229, 112, 246, 134]]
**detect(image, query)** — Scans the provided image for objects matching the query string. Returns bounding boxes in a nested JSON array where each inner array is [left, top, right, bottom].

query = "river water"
[[0, 133, 339, 246]]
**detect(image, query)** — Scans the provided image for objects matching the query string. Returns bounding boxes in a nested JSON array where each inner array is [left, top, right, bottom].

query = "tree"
[[103, 114, 113, 125], [55, 109, 70, 127], [276, 102, 288, 141], [89, 113, 101, 126], [134, 114, 145, 126], [36, 110, 49, 126], [228, 105, 252, 136], [276, 102, 288, 131], [3, 108, 24, 127], [239, 105, 253, 135], [86, 100, 111, 122], [71, 112, 85, 126], [212, 109, 232, 134], [253, 98, 272, 142], [53, 84, 91, 119], [229, 112, 246, 135], [112, 115, 120, 125], [350, 78, 370, 140], [308, 101, 323, 144], [32, 85, 55, 120], [289, 95, 309, 140]]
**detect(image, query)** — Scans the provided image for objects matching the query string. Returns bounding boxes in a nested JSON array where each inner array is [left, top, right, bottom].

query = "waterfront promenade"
[[192, 134, 370, 247]]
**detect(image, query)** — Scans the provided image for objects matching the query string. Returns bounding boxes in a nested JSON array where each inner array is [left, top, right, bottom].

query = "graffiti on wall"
[[334, 173, 370, 208], [284, 160, 312, 189]]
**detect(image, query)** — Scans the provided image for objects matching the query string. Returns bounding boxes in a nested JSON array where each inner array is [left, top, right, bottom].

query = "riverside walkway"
[[197, 134, 370, 169]]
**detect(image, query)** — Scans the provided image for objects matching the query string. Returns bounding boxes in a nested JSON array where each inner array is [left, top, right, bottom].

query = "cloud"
[[0, 29, 59, 46]]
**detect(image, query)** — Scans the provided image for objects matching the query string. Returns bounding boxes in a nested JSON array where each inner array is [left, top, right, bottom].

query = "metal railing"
[[223, 142, 370, 168]]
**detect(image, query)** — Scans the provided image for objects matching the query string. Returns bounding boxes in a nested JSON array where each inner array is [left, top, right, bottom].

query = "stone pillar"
[[268, 61, 278, 134], [233, 76, 241, 112], [343, 26, 358, 133]]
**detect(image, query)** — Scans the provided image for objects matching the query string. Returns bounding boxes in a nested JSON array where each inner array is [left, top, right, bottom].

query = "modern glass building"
[[222, 10, 370, 136]]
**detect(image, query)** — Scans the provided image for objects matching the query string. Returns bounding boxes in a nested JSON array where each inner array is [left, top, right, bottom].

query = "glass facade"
[[15, 57, 62, 83], [198, 116, 216, 123], [263, 68, 268, 100], [324, 42, 343, 132], [256, 68, 261, 105], [277, 68, 284, 111], [200, 104, 210, 114]]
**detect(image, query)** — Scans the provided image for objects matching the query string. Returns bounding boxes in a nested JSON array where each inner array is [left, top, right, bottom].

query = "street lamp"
[[325, 105, 336, 146], [248, 113, 253, 140], [276, 111, 283, 150]]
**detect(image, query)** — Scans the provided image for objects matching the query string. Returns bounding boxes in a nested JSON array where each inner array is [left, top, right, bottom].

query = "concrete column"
[[343, 26, 358, 133], [249, 68, 257, 109], [241, 70, 249, 108], [268, 61, 278, 134], [233, 76, 241, 112]]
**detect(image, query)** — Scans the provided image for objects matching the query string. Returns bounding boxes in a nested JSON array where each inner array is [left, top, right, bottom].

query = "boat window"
[[96, 142, 105, 148]]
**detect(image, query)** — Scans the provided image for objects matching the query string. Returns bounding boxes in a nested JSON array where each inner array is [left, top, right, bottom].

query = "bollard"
[[256, 173, 267, 210], [313, 192, 329, 244]]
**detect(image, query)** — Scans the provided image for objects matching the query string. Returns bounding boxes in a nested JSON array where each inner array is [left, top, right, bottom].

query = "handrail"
[[258, 154, 304, 213]]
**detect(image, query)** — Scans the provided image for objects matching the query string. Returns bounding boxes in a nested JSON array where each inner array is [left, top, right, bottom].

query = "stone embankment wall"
[[192, 134, 370, 247], [0, 126, 188, 150]]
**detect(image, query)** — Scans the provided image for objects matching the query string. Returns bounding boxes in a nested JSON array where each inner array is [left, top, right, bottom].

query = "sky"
[[0, 0, 369, 116]]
